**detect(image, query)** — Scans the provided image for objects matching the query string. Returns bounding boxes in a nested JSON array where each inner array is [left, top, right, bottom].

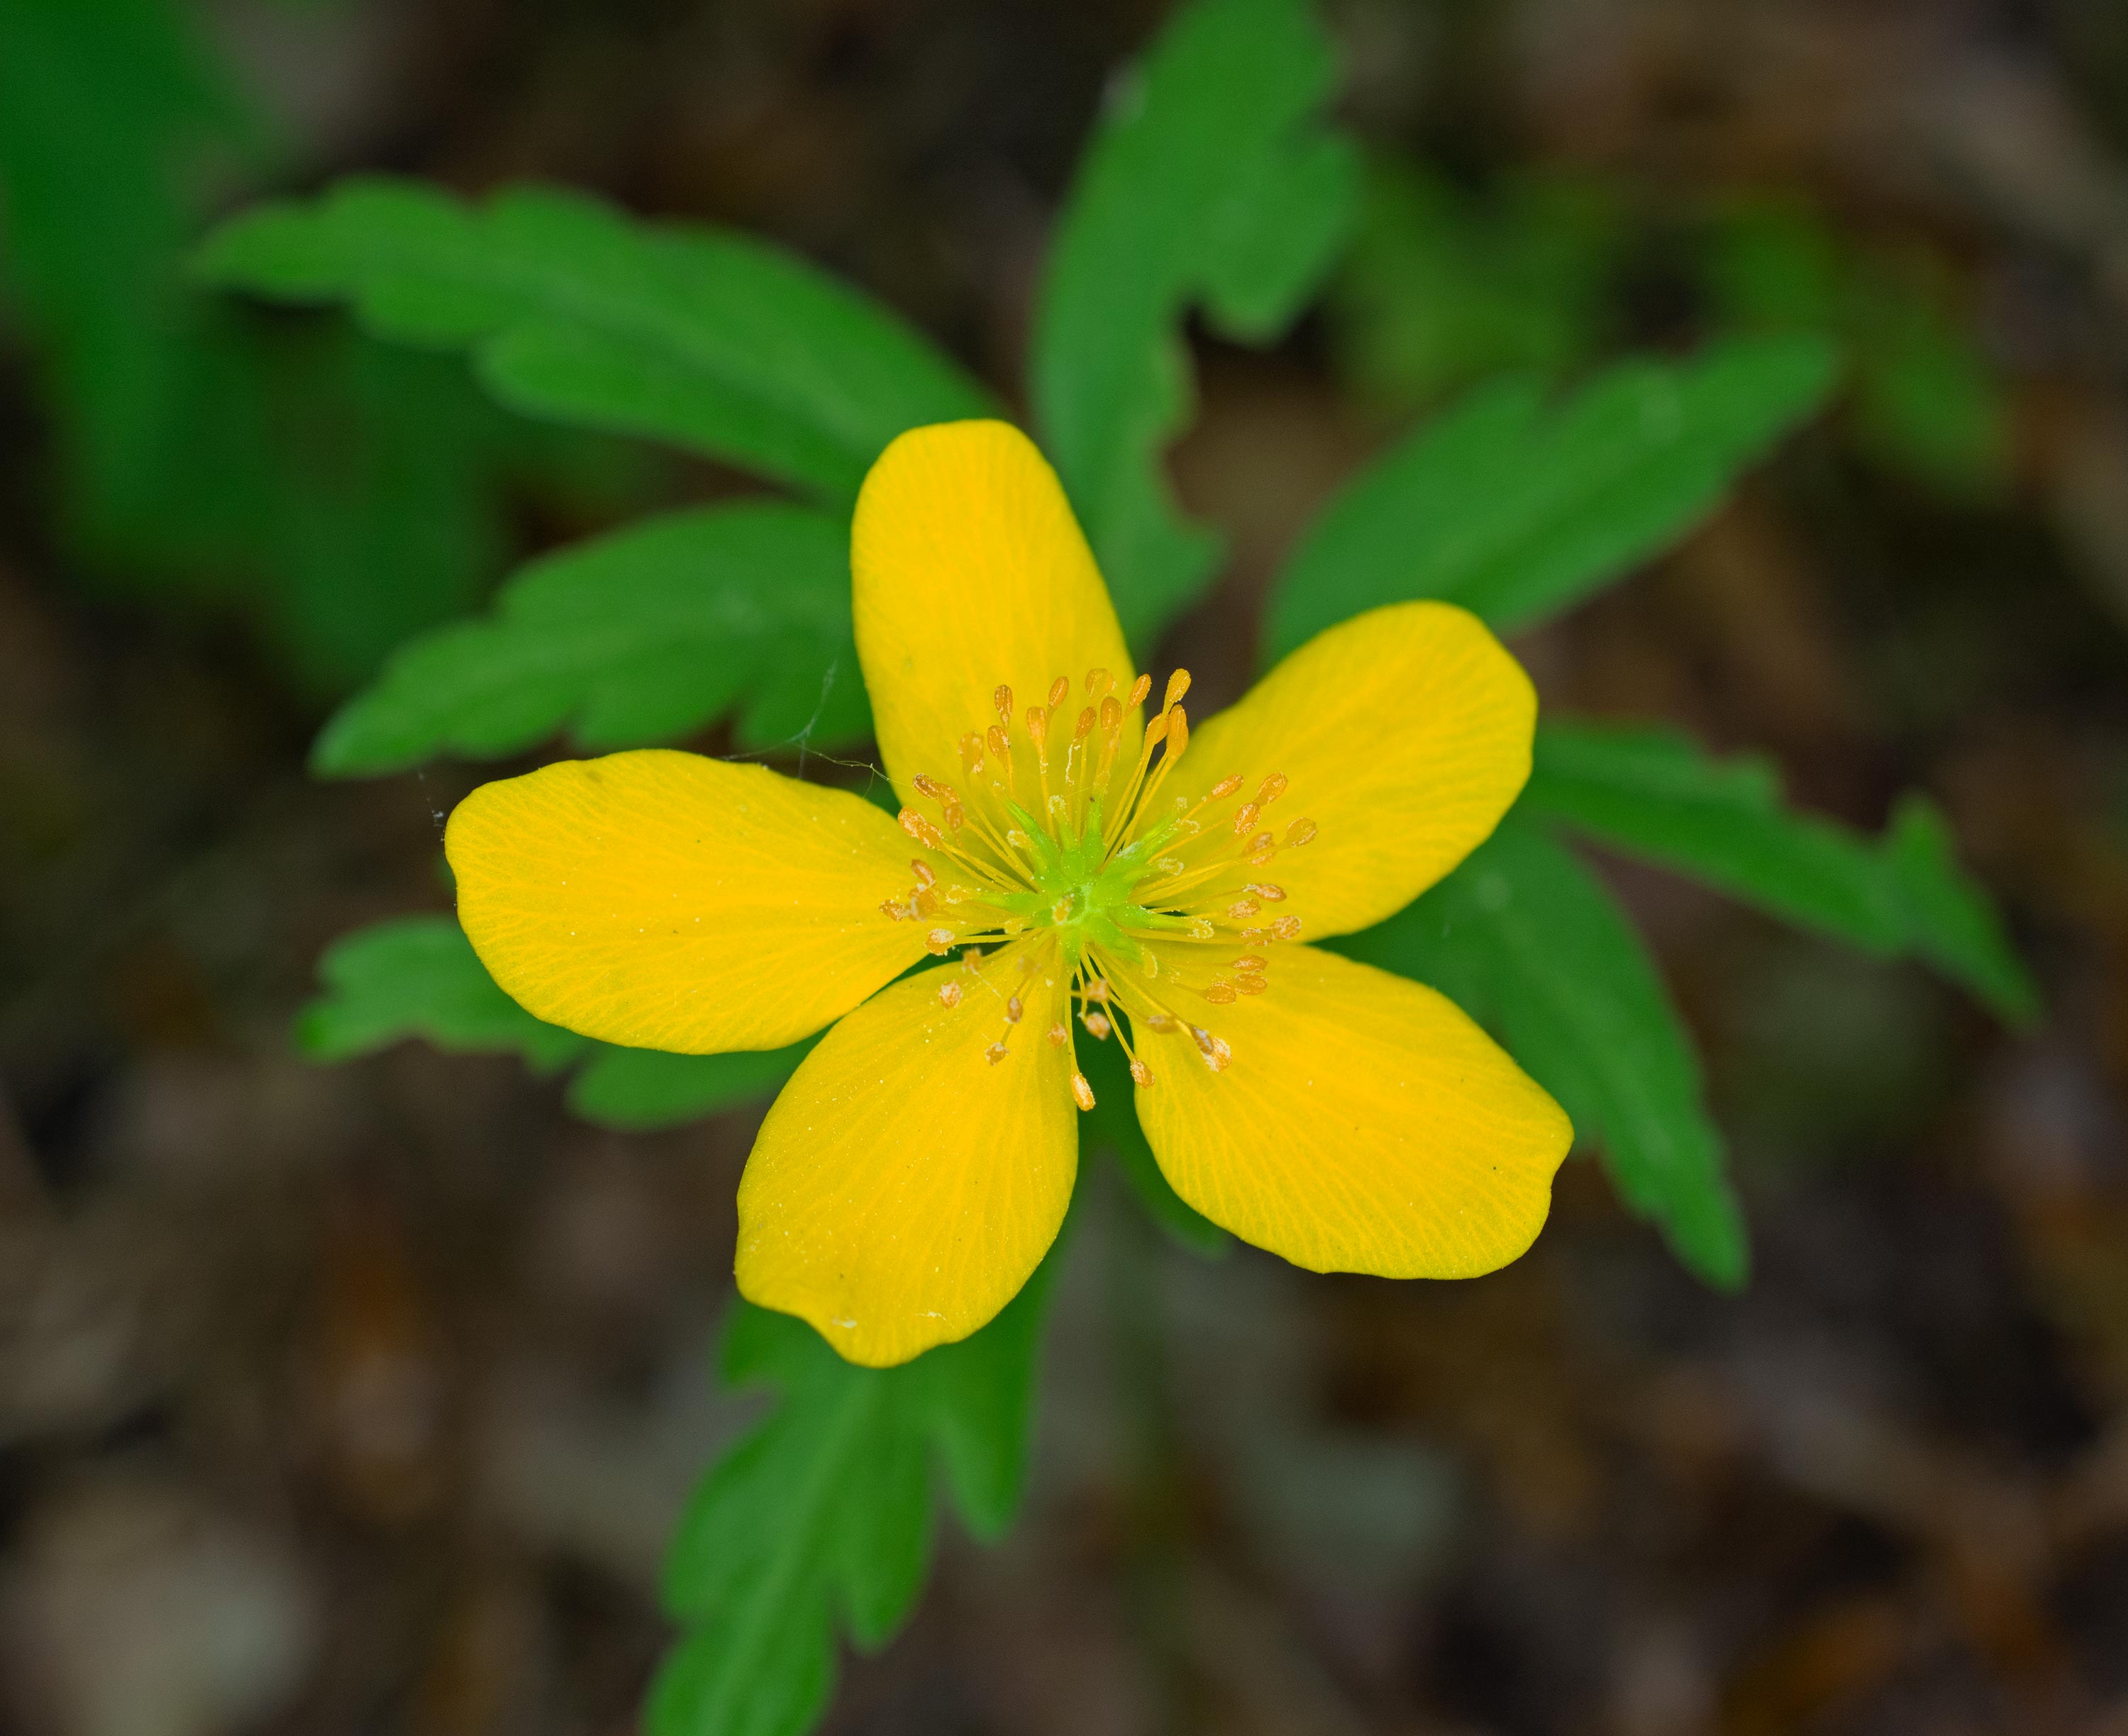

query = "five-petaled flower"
[[446, 421, 1572, 1366]]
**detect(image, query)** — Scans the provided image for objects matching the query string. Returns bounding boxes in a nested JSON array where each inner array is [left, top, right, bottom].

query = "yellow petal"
[[1175, 602, 1534, 940], [446, 750, 929, 1052], [853, 420, 1137, 806], [736, 947, 1077, 1366], [1132, 944, 1569, 1277]]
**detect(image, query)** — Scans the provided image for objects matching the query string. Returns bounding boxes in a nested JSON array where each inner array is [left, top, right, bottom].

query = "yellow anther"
[[1085, 667, 1112, 699], [1269, 916, 1302, 940], [1245, 834, 1276, 865], [899, 808, 944, 850], [1246, 882, 1286, 902], [994, 685, 1014, 728], [1234, 974, 1267, 996], [1190, 1026, 1232, 1072], [1129, 1058, 1153, 1087], [960, 733, 985, 773], [1099, 694, 1122, 734], [1047, 1023, 1068, 1047], [961, 947, 983, 967], [925, 928, 954, 954], [938, 981, 963, 1008], [880, 899, 906, 920], [1208, 773, 1244, 800], [911, 860, 936, 887], [1155, 857, 1184, 877], [1145, 1011, 1177, 1033], [1255, 774, 1287, 806], [1074, 705, 1095, 742], [1231, 955, 1266, 971], [986, 1042, 1009, 1065], [1126, 673, 1153, 710], [1231, 801, 1260, 835], [1165, 707, 1188, 760], [987, 723, 1012, 761], [1025, 705, 1048, 742], [1285, 818, 1317, 847], [1071, 1072, 1096, 1111], [1227, 898, 1260, 919], [1189, 918, 1215, 940], [1006, 995, 1024, 1024], [1202, 981, 1238, 1005], [1084, 1011, 1112, 1040], [912, 888, 938, 917], [1163, 669, 1191, 709]]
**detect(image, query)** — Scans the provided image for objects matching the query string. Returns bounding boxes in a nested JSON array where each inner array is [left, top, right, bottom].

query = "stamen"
[[938, 981, 963, 1008], [961, 733, 985, 774], [1255, 774, 1287, 806], [911, 860, 936, 888], [1234, 974, 1266, 996], [1208, 773, 1244, 800], [1129, 1058, 1153, 1086], [899, 808, 944, 850], [1085, 667, 1112, 700], [1006, 995, 1024, 1024], [994, 686, 1014, 729], [1201, 982, 1238, 1005], [1269, 916, 1302, 940], [1084, 1011, 1112, 1039], [1145, 1012, 1177, 1033], [879, 899, 905, 920], [1190, 1025, 1231, 1072], [1246, 882, 1286, 902], [1163, 670, 1191, 710], [1285, 818, 1317, 847], [1228, 898, 1260, 919], [1047, 1023, 1068, 1047], [1048, 675, 1070, 711], [1232, 955, 1267, 971], [925, 928, 953, 955], [987, 1042, 1009, 1065], [1071, 1072, 1096, 1111], [1231, 801, 1260, 835]]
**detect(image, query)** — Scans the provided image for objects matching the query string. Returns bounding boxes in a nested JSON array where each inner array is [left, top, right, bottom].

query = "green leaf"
[[295, 914, 587, 1071], [1343, 819, 1748, 1289], [312, 502, 865, 776], [195, 177, 994, 502], [566, 1044, 809, 1132], [297, 916, 805, 1125], [1078, 1034, 1227, 1256], [1032, 0, 1358, 650], [1882, 795, 2039, 1025], [1522, 721, 2037, 1023], [1331, 157, 1622, 413], [650, 1257, 1059, 1736], [1266, 335, 1839, 657]]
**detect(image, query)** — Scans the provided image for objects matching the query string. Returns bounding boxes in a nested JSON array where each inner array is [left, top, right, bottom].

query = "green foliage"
[[195, 177, 994, 502], [1705, 199, 2011, 498], [1524, 723, 2037, 1023], [650, 1262, 1058, 1736], [1345, 819, 1749, 1289], [1267, 335, 1839, 657], [1032, 0, 1358, 650], [313, 503, 865, 776], [0, 0, 620, 691], [296, 917, 805, 1129], [1333, 160, 1622, 413]]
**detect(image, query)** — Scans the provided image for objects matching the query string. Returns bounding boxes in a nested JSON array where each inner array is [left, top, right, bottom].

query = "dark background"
[[4, 1, 2128, 1732]]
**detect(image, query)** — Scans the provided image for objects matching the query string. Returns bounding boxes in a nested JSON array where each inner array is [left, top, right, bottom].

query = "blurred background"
[[4, 1, 2128, 1732]]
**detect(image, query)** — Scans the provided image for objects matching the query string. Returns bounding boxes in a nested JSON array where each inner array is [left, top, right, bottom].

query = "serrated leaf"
[[195, 177, 994, 502], [295, 914, 588, 1071], [297, 916, 804, 1123], [312, 503, 864, 776], [1343, 819, 1748, 1289], [1523, 721, 2037, 1023], [1032, 0, 1358, 650], [1266, 335, 1839, 658], [650, 1257, 1060, 1736]]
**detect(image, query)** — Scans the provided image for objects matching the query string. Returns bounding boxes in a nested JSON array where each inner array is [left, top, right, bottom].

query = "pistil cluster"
[[880, 667, 1316, 1111]]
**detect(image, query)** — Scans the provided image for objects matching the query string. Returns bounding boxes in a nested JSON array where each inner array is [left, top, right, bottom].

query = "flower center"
[[877, 665, 1317, 1112]]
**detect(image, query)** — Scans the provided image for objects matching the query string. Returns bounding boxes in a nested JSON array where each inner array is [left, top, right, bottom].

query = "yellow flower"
[[446, 421, 1571, 1367]]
